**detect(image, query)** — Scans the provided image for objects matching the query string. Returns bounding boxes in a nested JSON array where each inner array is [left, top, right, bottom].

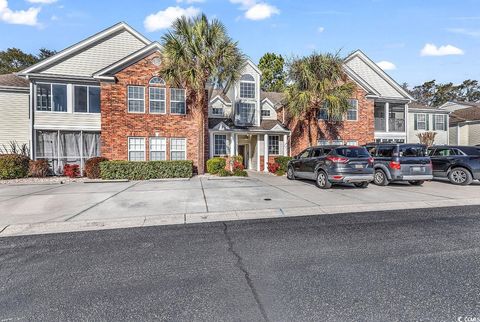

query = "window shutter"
[[432, 114, 436, 131], [426, 114, 430, 130], [414, 114, 418, 130]]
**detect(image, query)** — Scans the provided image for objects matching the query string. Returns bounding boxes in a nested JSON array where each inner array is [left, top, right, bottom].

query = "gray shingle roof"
[[261, 91, 285, 106], [0, 74, 29, 88], [450, 106, 480, 125]]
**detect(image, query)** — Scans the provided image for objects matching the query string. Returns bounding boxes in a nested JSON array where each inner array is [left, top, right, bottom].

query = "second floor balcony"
[[374, 102, 406, 133]]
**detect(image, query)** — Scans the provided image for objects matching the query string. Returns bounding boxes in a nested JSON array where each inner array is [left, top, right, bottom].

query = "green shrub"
[[274, 156, 293, 172], [100, 160, 193, 180], [206, 157, 226, 174], [275, 169, 286, 176], [0, 154, 30, 179], [217, 169, 232, 177], [85, 157, 108, 179], [29, 160, 50, 177], [233, 169, 248, 177]]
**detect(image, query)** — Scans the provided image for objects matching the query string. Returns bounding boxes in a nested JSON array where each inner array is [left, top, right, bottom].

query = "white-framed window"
[[128, 137, 145, 161], [237, 102, 256, 124], [416, 113, 427, 130], [74, 85, 101, 113], [212, 106, 224, 116], [261, 109, 271, 117], [170, 138, 186, 160], [214, 134, 227, 156], [240, 74, 255, 99], [149, 87, 166, 114], [268, 135, 279, 155], [36, 83, 68, 112], [149, 77, 165, 86], [128, 86, 145, 113], [346, 99, 358, 121], [332, 140, 344, 145], [170, 88, 186, 114], [434, 114, 446, 131], [318, 140, 330, 145], [346, 140, 358, 146], [149, 137, 166, 161]]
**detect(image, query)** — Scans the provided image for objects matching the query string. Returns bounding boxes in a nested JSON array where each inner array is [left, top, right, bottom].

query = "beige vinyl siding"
[[0, 89, 30, 148], [35, 112, 100, 131], [449, 126, 458, 145], [345, 56, 405, 99], [41, 30, 146, 77], [408, 112, 449, 145], [469, 123, 480, 145], [459, 124, 470, 145]]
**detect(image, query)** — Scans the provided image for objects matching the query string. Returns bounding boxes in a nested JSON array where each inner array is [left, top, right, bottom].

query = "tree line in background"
[[0, 48, 56, 74], [403, 80, 480, 107]]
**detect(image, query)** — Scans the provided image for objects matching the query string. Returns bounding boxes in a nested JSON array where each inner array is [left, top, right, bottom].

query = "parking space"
[[1, 172, 480, 228]]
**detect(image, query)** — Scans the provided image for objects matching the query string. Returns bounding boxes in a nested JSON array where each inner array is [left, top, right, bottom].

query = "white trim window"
[[261, 109, 271, 117], [36, 83, 68, 112], [128, 137, 145, 161], [212, 106, 224, 116], [214, 134, 227, 156], [149, 77, 166, 86], [74, 85, 101, 113], [416, 113, 427, 130], [149, 87, 166, 114], [149, 137, 166, 161], [170, 88, 186, 114], [318, 140, 330, 145], [240, 74, 255, 99], [346, 99, 358, 121], [237, 102, 256, 124], [346, 140, 358, 146], [434, 114, 446, 131], [170, 138, 186, 160], [127, 86, 145, 113], [268, 135, 279, 155], [332, 140, 344, 145]]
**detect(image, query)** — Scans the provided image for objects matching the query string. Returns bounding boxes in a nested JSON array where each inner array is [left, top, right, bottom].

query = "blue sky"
[[1, 0, 479, 86]]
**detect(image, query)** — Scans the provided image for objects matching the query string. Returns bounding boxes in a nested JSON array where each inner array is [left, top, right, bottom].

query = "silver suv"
[[365, 143, 433, 186]]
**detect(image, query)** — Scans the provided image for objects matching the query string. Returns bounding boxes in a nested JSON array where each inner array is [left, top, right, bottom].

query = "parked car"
[[427, 146, 480, 185], [287, 145, 374, 189], [364, 143, 433, 186]]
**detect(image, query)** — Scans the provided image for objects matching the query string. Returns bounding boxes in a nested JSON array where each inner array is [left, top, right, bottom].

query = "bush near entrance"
[[274, 156, 292, 172], [0, 154, 30, 179], [85, 157, 108, 179], [206, 157, 226, 174], [100, 160, 193, 180]]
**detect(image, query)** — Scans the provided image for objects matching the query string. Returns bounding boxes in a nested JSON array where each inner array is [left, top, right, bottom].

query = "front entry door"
[[238, 145, 249, 169]]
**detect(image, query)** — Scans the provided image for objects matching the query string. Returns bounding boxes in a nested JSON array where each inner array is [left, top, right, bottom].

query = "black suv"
[[365, 143, 433, 186], [287, 145, 374, 189], [428, 146, 480, 185]]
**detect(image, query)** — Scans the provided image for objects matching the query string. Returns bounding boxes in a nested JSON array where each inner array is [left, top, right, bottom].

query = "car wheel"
[[373, 169, 389, 186], [408, 180, 424, 186], [287, 166, 295, 180], [315, 171, 331, 189], [448, 167, 473, 185], [353, 182, 369, 188]]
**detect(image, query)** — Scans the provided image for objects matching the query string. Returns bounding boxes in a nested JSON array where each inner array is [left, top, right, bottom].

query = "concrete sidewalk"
[[1, 171, 480, 237]]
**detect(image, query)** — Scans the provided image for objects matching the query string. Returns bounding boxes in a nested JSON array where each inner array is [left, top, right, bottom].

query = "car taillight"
[[428, 160, 432, 167], [327, 156, 349, 163], [389, 161, 401, 170]]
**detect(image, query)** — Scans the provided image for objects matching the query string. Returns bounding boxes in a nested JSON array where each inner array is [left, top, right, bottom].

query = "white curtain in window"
[[58, 132, 81, 171], [83, 132, 101, 158]]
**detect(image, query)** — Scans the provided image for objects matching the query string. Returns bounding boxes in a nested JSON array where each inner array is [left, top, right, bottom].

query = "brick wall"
[[287, 86, 375, 156], [100, 52, 208, 173]]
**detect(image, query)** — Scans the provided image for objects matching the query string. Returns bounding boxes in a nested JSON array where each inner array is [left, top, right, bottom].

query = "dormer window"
[[240, 74, 255, 99]]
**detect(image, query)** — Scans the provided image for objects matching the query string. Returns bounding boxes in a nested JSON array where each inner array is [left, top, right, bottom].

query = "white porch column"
[[209, 132, 214, 158], [230, 133, 236, 156], [283, 134, 288, 156], [264, 134, 269, 172], [257, 134, 261, 171], [385, 102, 390, 133]]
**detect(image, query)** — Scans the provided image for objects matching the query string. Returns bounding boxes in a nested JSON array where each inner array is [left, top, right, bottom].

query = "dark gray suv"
[[287, 145, 374, 189], [365, 143, 433, 186]]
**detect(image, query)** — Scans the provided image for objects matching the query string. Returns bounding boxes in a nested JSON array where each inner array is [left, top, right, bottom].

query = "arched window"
[[240, 74, 255, 99], [149, 77, 166, 86]]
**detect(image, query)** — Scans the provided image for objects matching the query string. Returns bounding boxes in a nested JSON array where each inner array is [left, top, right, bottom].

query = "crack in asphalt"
[[222, 222, 269, 322], [199, 177, 209, 212]]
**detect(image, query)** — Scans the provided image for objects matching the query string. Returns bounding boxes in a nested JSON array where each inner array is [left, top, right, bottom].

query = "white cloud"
[[26, 0, 57, 3], [176, 0, 205, 3], [245, 3, 279, 20], [447, 28, 480, 37], [0, 0, 40, 26], [230, 0, 279, 21], [376, 60, 396, 71], [317, 26, 324, 33], [420, 43, 464, 56], [144, 6, 200, 32]]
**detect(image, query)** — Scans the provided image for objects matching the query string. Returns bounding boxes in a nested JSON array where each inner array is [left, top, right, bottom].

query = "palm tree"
[[285, 52, 356, 147], [159, 14, 246, 174]]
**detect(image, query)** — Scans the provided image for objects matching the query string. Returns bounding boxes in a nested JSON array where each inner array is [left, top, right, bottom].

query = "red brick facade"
[[100, 52, 208, 172], [286, 86, 375, 156]]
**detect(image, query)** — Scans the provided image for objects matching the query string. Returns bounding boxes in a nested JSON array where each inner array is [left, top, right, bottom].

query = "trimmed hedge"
[[100, 160, 193, 180], [274, 156, 293, 172], [206, 157, 226, 174], [85, 157, 108, 179], [29, 160, 50, 177], [0, 154, 30, 179]]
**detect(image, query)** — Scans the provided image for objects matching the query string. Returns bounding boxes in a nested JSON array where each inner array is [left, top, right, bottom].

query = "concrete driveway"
[[1, 172, 480, 236]]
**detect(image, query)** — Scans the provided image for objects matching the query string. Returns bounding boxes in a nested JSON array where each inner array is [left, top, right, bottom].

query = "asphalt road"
[[1, 206, 480, 321]]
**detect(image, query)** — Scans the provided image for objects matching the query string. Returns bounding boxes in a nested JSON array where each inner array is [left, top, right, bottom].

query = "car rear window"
[[334, 147, 370, 158], [399, 146, 427, 157]]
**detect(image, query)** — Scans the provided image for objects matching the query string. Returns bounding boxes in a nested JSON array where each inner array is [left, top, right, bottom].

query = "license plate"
[[354, 164, 363, 169], [411, 167, 424, 172]]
